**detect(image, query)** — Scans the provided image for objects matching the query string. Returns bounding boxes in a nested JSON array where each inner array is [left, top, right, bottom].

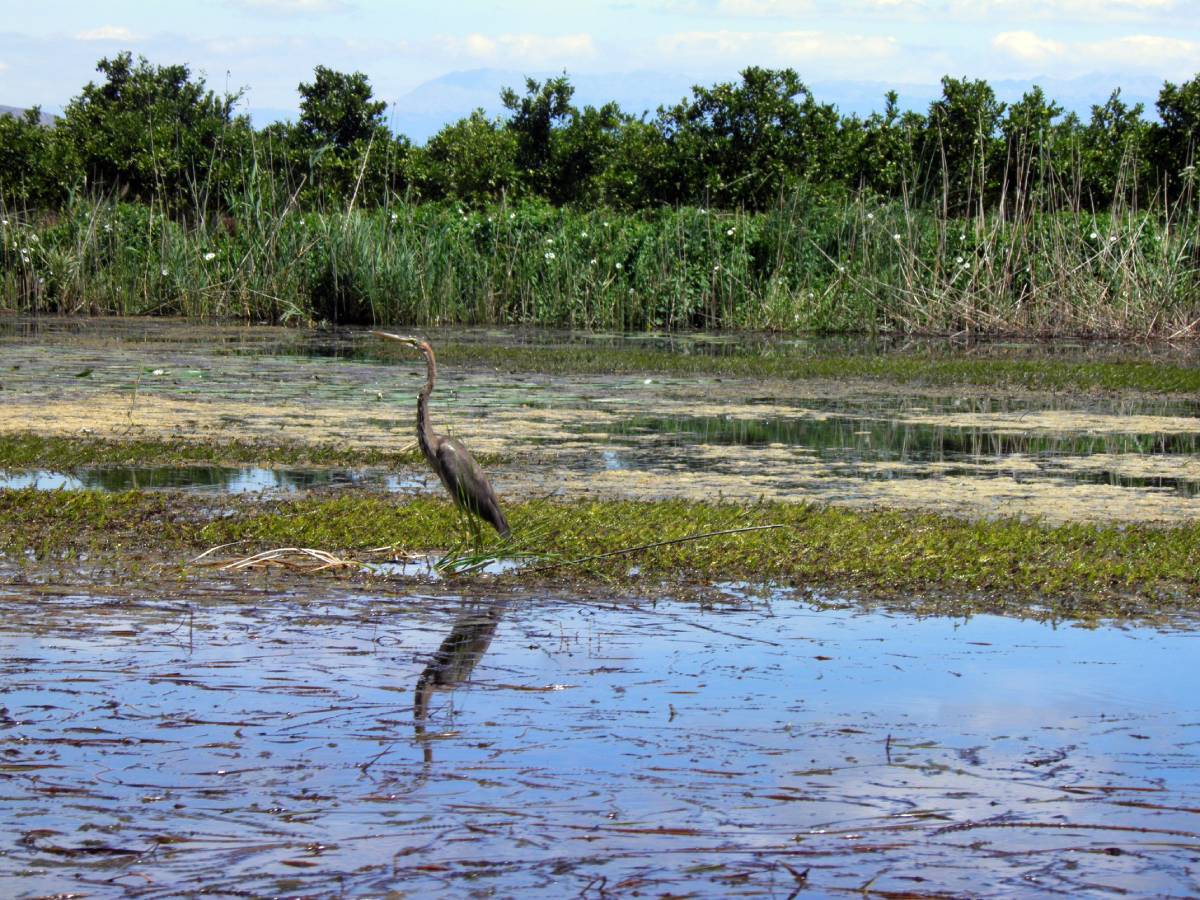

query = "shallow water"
[[3, 318, 1200, 522], [0, 580, 1196, 896], [600, 411, 1200, 497], [0, 465, 425, 495]]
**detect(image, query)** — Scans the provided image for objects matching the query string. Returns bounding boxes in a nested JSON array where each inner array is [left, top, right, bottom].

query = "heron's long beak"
[[372, 331, 421, 345]]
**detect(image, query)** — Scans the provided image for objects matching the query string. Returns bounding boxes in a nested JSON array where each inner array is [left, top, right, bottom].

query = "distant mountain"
[[381, 68, 700, 143], [0, 104, 58, 126]]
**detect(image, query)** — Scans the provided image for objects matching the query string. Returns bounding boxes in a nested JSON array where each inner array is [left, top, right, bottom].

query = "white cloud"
[[233, 0, 352, 12], [705, 0, 1181, 17], [74, 25, 141, 42], [993, 29, 1200, 76], [656, 29, 900, 76], [959, 0, 1182, 19], [716, 0, 815, 13], [1083, 33, 1200, 69], [992, 30, 1066, 62], [440, 33, 598, 67]]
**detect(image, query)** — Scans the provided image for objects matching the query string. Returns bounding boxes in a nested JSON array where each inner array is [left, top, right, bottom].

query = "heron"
[[373, 332, 510, 538]]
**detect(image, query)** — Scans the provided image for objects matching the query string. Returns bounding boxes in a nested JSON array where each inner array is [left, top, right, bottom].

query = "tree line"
[[1, 52, 1198, 215]]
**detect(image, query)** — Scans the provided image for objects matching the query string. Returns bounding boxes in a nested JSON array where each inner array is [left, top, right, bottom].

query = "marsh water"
[[4, 319, 1200, 521], [2, 578, 1198, 896], [2, 319, 1200, 895]]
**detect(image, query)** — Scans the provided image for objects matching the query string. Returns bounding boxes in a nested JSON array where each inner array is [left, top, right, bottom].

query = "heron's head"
[[372, 331, 423, 348]]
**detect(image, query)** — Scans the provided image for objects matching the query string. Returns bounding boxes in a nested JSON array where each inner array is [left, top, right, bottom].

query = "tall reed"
[[3, 180, 1197, 336]]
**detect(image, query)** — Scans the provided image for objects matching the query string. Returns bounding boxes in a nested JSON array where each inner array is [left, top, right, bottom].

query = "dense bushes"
[[2, 53, 1199, 215]]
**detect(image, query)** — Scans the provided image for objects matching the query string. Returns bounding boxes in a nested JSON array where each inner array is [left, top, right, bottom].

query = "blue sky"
[[3, 0, 1199, 127]]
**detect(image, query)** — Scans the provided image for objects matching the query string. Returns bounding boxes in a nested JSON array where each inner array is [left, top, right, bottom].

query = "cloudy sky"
[[3, 0, 1199, 124]]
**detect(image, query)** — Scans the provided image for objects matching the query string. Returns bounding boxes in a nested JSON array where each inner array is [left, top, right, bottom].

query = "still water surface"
[[0, 582, 1196, 896]]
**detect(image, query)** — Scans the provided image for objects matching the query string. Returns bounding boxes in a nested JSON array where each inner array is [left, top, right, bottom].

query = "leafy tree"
[[595, 117, 675, 207], [56, 52, 247, 207], [1001, 86, 1062, 213], [409, 110, 518, 202], [548, 101, 624, 204], [501, 75, 576, 194], [658, 67, 842, 208], [1079, 89, 1150, 206], [924, 77, 1006, 213], [848, 91, 924, 197], [297, 65, 388, 152], [1154, 74, 1200, 194], [0, 108, 70, 207]]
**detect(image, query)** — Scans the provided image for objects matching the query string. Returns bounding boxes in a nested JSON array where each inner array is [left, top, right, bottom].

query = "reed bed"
[[3, 186, 1198, 337]]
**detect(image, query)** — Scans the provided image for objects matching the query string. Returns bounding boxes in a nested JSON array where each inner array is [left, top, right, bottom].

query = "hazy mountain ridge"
[[0, 105, 58, 126]]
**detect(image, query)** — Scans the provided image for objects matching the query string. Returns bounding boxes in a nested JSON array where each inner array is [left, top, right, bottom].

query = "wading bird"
[[373, 332, 510, 538]]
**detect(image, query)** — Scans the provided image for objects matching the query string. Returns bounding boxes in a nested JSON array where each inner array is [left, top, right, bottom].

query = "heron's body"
[[376, 333, 510, 538]]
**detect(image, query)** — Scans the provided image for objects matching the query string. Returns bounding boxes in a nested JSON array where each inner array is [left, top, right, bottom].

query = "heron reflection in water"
[[413, 604, 501, 764], [373, 332, 510, 539]]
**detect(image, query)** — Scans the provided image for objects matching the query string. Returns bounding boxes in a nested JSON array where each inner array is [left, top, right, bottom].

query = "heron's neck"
[[416, 345, 437, 462]]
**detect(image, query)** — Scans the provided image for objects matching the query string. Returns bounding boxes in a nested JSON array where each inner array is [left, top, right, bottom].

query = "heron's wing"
[[436, 438, 510, 537]]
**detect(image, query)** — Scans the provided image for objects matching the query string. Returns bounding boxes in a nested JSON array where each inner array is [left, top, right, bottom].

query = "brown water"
[[0, 578, 1198, 896]]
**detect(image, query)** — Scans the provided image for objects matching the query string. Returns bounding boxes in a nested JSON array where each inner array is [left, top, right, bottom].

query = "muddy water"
[[0, 580, 1196, 896], [2, 319, 1200, 522]]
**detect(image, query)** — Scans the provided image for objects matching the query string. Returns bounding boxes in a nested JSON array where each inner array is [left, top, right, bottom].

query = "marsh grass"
[[3, 489, 1199, 618], [4, 185, 1198, 336]]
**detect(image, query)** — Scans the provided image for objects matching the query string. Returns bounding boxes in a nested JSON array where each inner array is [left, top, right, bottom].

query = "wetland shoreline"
[[2, 319, 1199, 620]]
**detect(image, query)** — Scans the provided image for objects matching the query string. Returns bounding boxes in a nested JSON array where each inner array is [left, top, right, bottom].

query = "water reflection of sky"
[[0, 466, 427, 494], [1, 587, 1196, 896]]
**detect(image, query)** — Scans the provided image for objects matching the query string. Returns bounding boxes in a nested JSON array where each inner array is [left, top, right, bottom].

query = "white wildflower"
[[955, 256, 964, 264], [161, 268, 168, 277], [545, 237, 554, 244], [866, 212, 874, 221], [580, 231, 588, 238], [390, 212, 398, 222], [509, 213, 516, 220], [590, 258, 598, 265], [893, 233, 901, 241], [713, 264, 721, 272], [30, 234, 38, 242], [615, 262, 623, 270], [1090, 231, 1098, 239], [726, 227, 735, 236], [104, 224, 112, 233], [603, 221, 610, 227], [204, 252, 216, 261], [544, 251, 556, 260], [838, 265, 846, 273]]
